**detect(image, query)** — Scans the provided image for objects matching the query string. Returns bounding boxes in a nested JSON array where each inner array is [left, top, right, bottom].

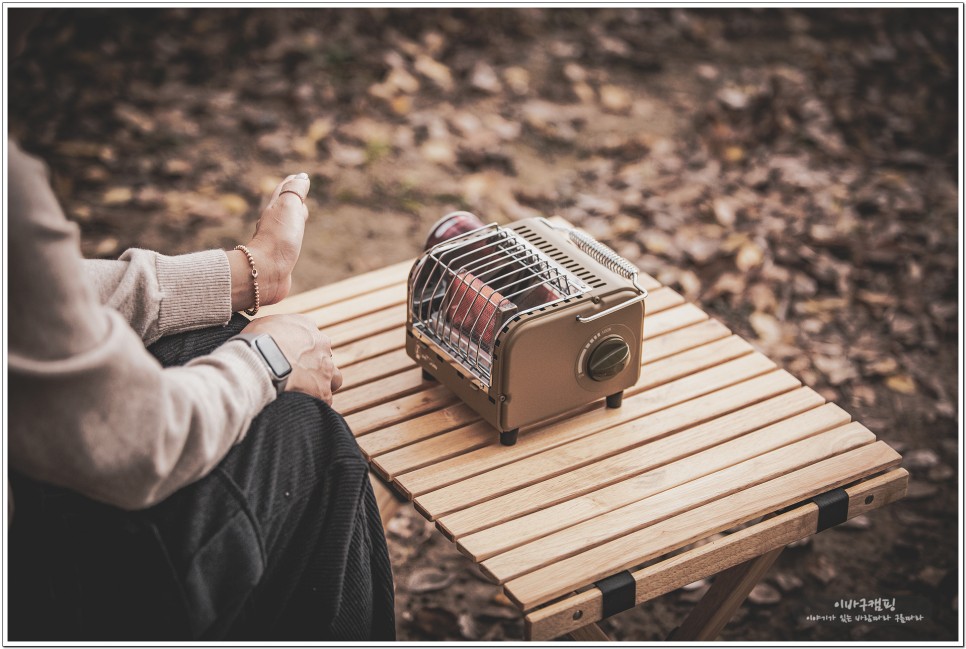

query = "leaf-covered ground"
[[9, 8, 959, 641]]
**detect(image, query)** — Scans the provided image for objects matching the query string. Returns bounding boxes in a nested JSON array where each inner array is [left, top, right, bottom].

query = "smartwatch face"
[[255, 336, 293, 379]]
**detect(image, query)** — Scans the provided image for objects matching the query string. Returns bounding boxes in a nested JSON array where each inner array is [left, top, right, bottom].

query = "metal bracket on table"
[[594, 570, 637, 618], [810, 487, 850, 532]]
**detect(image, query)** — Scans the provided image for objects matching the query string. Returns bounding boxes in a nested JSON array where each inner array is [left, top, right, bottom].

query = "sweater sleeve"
[[85, 248, 234, 346], [7, 140, 276, 509]]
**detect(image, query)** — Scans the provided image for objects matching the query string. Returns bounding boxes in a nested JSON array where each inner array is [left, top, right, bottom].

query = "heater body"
[[405, 217, 645, 441]]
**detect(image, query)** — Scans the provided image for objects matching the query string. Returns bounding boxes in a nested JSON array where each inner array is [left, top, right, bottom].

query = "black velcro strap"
[[594, 570, 636, 618], [811, 488, 849, 532]]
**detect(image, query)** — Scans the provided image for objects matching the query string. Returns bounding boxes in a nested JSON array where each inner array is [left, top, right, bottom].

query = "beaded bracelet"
[[234, 244, 260, 316]]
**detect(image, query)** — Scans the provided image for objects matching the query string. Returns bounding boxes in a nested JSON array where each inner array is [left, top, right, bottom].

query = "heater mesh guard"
[[408, 224, 590, 386]]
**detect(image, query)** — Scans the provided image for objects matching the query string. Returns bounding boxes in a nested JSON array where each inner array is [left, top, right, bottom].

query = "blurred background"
[[8, 7, 959, 641]]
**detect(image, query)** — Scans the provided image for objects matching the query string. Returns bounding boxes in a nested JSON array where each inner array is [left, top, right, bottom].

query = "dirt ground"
[[9, 8, 960, 642]]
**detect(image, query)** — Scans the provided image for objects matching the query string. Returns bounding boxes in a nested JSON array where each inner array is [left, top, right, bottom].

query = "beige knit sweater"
[[7, 140, 276, 511]]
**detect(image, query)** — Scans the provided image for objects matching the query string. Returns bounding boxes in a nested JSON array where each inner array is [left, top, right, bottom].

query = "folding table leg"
[[673, 546, 784, 641], [568, 622, 611, 641]]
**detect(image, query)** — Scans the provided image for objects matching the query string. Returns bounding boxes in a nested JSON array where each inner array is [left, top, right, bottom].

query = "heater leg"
[[422, 369, 436, 382], [606, 391, 624, 409], [500, 429, 519, 446]]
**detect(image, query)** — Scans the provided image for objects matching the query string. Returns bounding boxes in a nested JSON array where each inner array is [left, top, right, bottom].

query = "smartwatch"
[[229, 333, 292, 395]]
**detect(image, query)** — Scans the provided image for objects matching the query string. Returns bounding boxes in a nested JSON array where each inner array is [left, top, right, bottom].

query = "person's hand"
[[240, 314, 343, 404], [230, 173, 310, 311]]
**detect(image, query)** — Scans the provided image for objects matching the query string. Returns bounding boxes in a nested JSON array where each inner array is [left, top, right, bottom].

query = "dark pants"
[[8, 315, 395, 641]]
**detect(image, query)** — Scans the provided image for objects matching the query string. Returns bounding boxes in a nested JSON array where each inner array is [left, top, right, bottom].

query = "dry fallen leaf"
[[292, 117, 334, 158], [388, 67, 420, 95], [885, 373, 917, 395], [421, 139, 456, 166], [115, 103, 156, 133], [503, 66, 530, 95], [414, 54, 453, 91], [712, 196, 738, 227], [813, 354, 858, 385], [857, 289, 897, 307], [724, 145, 745, 162], [735, 241, 765, 271], [748, 582, 782, 606], [600, 84, 632, 114], [94, 237, 120, 257], [470, 61, 502, 94], [808, 556, 838, 585], [218, 193, 249, 216], [406, 568, 454, 593], [329, 142, 368, 167], [103, 187, 133, 205], [390, 95, 413, 116], [749, 311, 784, 344], [864, 357, 899, 376]]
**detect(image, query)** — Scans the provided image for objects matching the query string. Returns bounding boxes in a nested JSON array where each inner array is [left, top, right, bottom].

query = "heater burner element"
[[444, 270, 517, 351]]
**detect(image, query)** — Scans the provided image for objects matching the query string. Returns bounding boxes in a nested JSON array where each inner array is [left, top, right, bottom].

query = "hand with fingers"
[[240, 314, 344, 404], [229, 173, 311, 313], [231, 173, 344, 404]]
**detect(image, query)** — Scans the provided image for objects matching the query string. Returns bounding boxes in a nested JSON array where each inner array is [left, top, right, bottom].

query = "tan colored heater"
[[406, 217, 647, 446]]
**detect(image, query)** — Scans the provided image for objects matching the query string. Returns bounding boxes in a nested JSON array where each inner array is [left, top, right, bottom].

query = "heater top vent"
[[513, 223, 607, 289]]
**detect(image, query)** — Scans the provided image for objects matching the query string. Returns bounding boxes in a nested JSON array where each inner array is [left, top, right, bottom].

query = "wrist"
[[229, 249, 256, 313], [228, 332, 292, 395]]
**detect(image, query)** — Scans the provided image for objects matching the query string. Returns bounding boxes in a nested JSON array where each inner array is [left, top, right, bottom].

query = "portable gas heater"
[[405, 216, 647, 446]]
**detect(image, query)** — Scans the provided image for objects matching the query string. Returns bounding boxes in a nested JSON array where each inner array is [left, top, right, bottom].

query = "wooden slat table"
[[260, 236, 907, 641]]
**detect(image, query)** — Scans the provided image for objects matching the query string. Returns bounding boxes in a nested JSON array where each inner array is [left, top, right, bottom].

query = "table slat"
[[393, 354, 781, 497], [337, 368, 427, 415], [640, 303, 708, 338], [347, 387, 461, 439], [340, 348, 415, 391], [326, 305, 403, 347], [503, 441, 901, 610], [482, 422, 874, 582], [446, 390, 838, 548], [360, 332, 748, 459], [335, 328, 408, 364], [413, 366, 798, 518], [524, 469, 909, 640], [307, 282, 407, 330]]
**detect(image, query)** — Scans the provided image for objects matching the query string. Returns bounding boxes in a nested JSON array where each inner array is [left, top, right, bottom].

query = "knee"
[[257, 391, 365, 466]]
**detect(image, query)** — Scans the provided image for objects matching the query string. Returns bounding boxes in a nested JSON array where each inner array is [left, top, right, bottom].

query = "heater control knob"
[[587, 335, 630, 382]]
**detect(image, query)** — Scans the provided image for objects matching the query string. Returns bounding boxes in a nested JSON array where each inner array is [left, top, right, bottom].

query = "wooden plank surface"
[[359, 326, 743, 459], [450, 394, 841, 554], [327, 305, 404, 348], [347, 387, 461, 440], [413, 365, 796, 517], [389, 354, 782, 493], [305, 282, 407, 330], [340, 348, 415, 391], [337, 368, 428, 416], [503, 441, 901, 610], [335, 328, 408, 365], [524, 469, 909, 640], [568, 623, 611, 641], [480, 423, 875, 583]]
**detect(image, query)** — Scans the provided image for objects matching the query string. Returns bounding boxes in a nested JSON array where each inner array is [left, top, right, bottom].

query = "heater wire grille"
[[409, 224, 589, 386]]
